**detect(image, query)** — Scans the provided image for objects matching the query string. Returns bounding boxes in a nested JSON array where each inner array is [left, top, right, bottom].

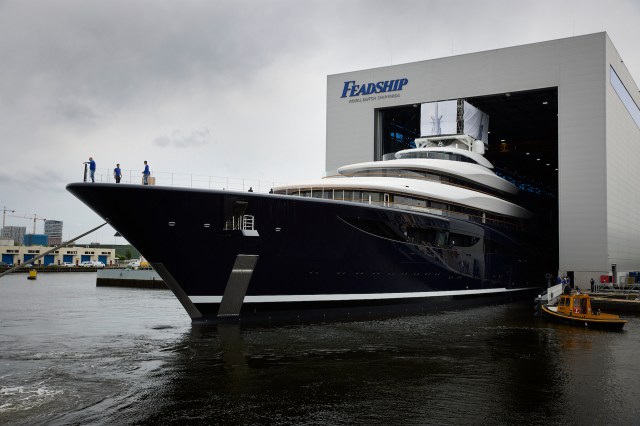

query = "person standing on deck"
[[114, 164, 123, 183], [142, 161, 150, 185], [88, 157, 96, 182]]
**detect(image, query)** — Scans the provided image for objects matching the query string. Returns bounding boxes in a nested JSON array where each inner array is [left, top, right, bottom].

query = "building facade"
[[0, 245, 116, 266], [44, 220, 63, 246], [326, 32, 640, 285], [1, 226, 26, 246], [23, 234, 48, 246]]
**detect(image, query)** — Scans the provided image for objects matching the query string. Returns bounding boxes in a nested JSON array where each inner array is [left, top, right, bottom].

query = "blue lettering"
[[381, 80, 394, 93], [341, 78, 409, 97], [341, 81, 355, 98]]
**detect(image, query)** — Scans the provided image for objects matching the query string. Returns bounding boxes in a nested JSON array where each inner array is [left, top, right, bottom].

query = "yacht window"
[[449, 232, 480, 247], [363, 192, 381, 204], [340, 217, 406, 242], [435, 230, 449, 246], [406, 226, 445, 245], [395, 195, 427, 209]]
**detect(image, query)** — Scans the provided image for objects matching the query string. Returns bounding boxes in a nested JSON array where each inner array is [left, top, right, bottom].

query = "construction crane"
[[7, 213, 47, 234], [2, 206, 15, 228]]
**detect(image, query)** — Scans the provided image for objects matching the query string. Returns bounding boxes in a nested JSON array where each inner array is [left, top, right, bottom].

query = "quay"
[[0, 265, 104, 273], [96, 268, 166, 289], [588, 292, 640, 313]]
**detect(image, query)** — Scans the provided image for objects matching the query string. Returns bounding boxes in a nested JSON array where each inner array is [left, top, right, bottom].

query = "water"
[[1, 273, 640, 425]]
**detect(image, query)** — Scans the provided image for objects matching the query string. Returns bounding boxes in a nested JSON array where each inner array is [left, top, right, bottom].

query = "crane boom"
[[6, 213, 47, 234]]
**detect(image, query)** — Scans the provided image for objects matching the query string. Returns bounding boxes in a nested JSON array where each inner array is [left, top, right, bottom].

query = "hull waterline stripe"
[[189, 287, 535, 304]]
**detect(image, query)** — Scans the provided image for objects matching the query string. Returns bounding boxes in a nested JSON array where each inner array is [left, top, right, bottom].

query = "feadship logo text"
[[341, 78, 409, 98]]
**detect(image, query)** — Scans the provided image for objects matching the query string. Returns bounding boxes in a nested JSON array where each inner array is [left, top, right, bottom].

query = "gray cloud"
[[0, 168, 67, 192], [1, 0, 639, 243], [153, 128, 212, 148], [52, 97, 100, 126]]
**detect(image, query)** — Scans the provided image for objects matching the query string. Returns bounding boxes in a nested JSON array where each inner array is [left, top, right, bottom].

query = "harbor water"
[[1, 273, 640, 425]]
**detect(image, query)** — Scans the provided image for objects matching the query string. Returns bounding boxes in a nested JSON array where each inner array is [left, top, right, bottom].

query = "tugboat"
[[541, 292, 627, 331]]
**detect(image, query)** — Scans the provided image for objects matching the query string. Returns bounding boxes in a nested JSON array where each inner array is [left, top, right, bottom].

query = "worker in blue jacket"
[[88, 157, 96, 182]]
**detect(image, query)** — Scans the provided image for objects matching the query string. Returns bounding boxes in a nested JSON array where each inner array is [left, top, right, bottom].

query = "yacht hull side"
[[67, 183, 542, 323]]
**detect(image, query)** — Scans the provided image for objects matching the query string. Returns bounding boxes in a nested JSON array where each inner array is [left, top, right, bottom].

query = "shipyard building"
[[325, 32, 640, 285]]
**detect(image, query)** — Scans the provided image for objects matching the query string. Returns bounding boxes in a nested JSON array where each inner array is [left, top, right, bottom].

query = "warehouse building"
[[325, 32, 640, 285]]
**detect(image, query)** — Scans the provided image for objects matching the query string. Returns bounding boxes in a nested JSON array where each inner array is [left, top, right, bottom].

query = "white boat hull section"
[[189, 287, 536, 304], [338, 158, 517, 194], [276, 176, 532, 218]]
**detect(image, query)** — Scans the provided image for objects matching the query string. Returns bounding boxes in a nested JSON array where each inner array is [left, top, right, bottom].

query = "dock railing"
[[594, 280, 640, 295]]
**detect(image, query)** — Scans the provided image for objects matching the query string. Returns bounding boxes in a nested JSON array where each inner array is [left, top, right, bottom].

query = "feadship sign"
[[341, 78, 409, 103]]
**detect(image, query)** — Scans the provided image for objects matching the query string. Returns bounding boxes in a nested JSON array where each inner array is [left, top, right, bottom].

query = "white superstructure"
[[275, 134, 530, 225]]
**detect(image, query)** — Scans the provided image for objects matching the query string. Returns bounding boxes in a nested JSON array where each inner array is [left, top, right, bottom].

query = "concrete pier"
[[96, 269, 166, 289], [588, 292, 640, 313]]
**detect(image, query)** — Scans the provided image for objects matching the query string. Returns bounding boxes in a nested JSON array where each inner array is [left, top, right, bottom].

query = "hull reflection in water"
[[94, 305, 640, 425], [1, 273, 638, 425]]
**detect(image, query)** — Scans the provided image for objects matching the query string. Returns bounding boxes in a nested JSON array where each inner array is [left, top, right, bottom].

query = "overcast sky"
[[1, 0, 639, 245]]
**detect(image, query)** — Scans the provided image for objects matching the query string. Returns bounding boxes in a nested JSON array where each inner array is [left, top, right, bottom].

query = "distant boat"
[[541, 292, 627, 331]]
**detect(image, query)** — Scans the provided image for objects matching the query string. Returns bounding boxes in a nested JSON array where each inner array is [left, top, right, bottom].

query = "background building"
[[1, 226, 26, 246], [44, 220, 63, 246], [0, 245, 116, 266], [326, 32, 640, 285], [23, 234, 48, 246]]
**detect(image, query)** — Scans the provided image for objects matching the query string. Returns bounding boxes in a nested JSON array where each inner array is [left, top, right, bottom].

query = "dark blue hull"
[[67, 183, 543, 323]]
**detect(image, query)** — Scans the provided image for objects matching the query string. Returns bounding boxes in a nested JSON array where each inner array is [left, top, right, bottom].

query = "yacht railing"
[[224, 215, 255, 231], [84, 167, 521, 230], [242, 215, 255, 231], [86, 168, 287, 193]]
